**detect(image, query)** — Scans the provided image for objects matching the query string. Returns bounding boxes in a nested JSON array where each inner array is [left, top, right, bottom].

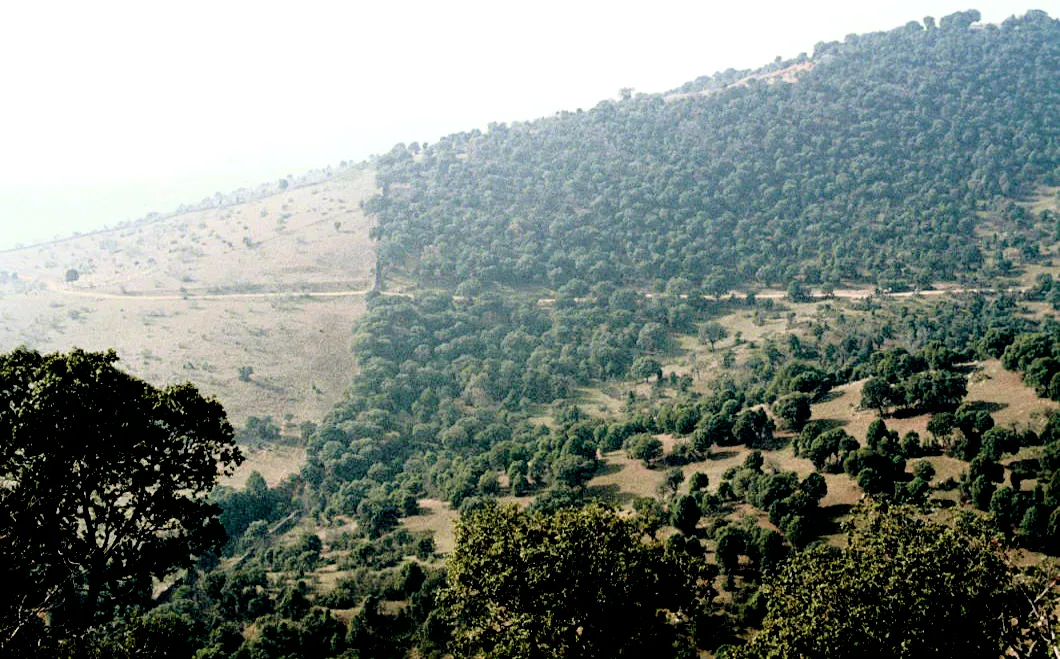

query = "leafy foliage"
[[727, 503, 1028, 658], [440, 503, 714, 658], [370, 13, 1059, 291], [0, 348, 243, 651]]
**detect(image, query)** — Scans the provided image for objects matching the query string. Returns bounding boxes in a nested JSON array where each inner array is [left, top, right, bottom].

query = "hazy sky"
[[0, 0, 1056, 248]]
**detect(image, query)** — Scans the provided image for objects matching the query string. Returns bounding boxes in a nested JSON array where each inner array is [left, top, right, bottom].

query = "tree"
[[804, 429, 848, 471], [927, 412, 956, 441], [663, 467, 685, 496], [903, 370, 967, 412], [698, 411, 736, 450], [733, 408, 775, 449], [728, 503, 1029, 658], [636, 322, 668, 353], [771, 393, 811, 431], [625, 433, 663, 467], [671, 494, 702, 535], [441, 503, 712, 658], [0, 348, 243, 650], [860, 377, 897, 416], [786, 280, 811, 303], [688, 472, 710, 492], [865, 418, 892, 452], [630, 356, 662, 383], [911, 460, 935, 482], [698, 322, 728, 351]]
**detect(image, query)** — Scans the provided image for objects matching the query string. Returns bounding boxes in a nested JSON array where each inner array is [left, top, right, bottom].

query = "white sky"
[[0, 0, 1056, 248]]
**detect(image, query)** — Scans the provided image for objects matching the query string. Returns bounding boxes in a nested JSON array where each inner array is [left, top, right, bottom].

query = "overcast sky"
[[0, 0, 1056, 248]]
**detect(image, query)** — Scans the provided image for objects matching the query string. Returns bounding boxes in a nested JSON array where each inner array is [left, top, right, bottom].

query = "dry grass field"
[[968, 359, 1058, 428], [222, 445, 308, 489], [400, 499, 460, 556], [0, 167, 379, 485]]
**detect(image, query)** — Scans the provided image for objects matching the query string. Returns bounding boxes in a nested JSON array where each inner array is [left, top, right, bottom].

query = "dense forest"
[[370, 9, 1058, 293], [4, 9, 1060, 659]]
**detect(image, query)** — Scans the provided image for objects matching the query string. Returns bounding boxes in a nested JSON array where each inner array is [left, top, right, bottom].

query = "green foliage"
[[860, 377, 898, 416], [998, 330, 1060, 403], [625, 433, 664, 467], [441, 503, 713, 658], [718, 461, 826, 547], [237, 415, 281, 444], [306, 289, 733, 514], [671, 494, 702, 536], [699, 322, 728, 350], [370, 13, 1059, 291], [733, 408, 776, 449], [0, 348, 243, 649], [631, 355, 662, 382], [861, 348, 967, 416], [212, 471, 290, 552], [911, 460, 935, 482], [728, 504, 1029, 658], [770, 393, 811, 431], [801, 427, 859, 472], [688, 471, 710, 492]]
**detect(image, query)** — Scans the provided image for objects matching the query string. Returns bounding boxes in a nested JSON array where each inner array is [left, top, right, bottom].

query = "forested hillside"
[[7, 9, 1060, 659], [370, 9, 1058, 292]]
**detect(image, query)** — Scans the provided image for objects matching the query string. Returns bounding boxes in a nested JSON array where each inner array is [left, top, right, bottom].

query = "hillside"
[[370, 10, 1058, 293], [8, 9, 1060, 659], [0, 166, 377, 442]]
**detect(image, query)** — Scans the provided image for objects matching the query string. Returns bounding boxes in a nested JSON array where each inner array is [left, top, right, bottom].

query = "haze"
[[0, 0, 1054, 249]]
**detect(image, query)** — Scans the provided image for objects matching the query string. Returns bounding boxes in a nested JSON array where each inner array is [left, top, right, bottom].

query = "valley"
[[4, 9, 1060, 659]]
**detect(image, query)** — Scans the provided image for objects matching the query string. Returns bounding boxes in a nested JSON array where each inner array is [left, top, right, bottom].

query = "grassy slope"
[[0, 167, 378, 486]]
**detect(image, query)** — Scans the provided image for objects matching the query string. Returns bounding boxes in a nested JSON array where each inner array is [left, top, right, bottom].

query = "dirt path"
[[28, 275, 412, 302], [30, 268, 1020, 306], [539, 285, 1025, 306]]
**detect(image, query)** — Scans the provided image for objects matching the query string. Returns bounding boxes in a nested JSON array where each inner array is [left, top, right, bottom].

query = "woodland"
[[3, 9, 1060, 658]]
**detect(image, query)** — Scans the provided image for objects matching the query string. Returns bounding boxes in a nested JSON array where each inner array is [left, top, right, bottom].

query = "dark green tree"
[[441, 503, 712, 658], [625, 433, 663, 467], [771, 393, 812, 432], [0, 348, 243, 650], [860, 377, 898, 417], [733, 409, 775, 449], [671, 494, 702, 536], [728, 504, 1029, 658], [688, 472, 710, 492], [631, 356, 662, 383]]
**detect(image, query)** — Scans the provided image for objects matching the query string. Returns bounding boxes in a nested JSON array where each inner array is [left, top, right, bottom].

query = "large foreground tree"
[[0, 348, 243, 653], [440, 503, 714, 658], [726, 503, 1037, 659]]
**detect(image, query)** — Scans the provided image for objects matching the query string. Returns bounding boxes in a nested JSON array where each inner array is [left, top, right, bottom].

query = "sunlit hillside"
[[0, 166, 377, 443]]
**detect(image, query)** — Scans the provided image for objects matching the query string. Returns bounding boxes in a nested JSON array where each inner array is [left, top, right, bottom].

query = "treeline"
[[369, 11, 1058, 292]]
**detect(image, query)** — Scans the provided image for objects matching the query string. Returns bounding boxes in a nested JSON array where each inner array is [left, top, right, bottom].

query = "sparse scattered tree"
[[699, 322, 728, 351]]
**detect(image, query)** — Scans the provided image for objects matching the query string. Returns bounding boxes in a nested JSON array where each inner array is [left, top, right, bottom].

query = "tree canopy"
[[440, 503, 713, 658], [726, 503, 1029, 658], [370, 13, 1059, 292], [0, 348, 243, 652]]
